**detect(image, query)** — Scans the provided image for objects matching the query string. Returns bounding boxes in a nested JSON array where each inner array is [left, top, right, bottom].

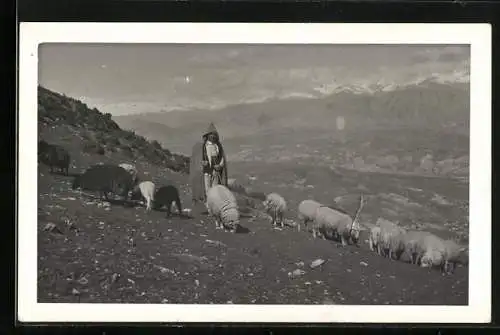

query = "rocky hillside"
[[38, 86, 190, 173]]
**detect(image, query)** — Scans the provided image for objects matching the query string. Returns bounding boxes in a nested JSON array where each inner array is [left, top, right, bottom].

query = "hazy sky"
[[39, 44, 469, 116]]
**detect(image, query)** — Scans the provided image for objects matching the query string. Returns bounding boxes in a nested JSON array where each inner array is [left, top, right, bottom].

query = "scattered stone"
[[288, 269, 306, 278], [42, 222, 63, 234], [111, 273, 120, 283], [360, 261, 368, 267], [71, 288, 80, 296], [310, 259, 326, 269], [205, 239, 227, 248], [154, 265, 176, 275], [76, 276, 89, 285]]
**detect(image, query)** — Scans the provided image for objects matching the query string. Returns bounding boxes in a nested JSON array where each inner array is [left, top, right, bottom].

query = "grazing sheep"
[[206, 185, 239, 232], [154, 185, 182, 217], [312, 195, 365, 246], [119, 163, 139, 183], [377, 218, 407, 260], [401, 230, 432, 265], [263, 193, 287, 227], [297, 199, 323, 232], [418, 233, 448, 270], [72, 164, 137, 201], [369, 226, 381, 253], [38, 140, 71, 175], [130, 181, 156, 211], [420, 248, 445, 270]]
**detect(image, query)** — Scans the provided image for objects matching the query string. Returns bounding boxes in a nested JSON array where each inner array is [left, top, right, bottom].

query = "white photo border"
[[18, 22, 492, 323]]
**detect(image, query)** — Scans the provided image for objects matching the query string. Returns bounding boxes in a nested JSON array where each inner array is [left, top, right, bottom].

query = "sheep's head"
[[262, 199, 270, 211], [420, 251, 443, 268]]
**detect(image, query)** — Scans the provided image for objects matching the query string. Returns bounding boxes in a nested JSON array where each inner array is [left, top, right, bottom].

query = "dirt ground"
[[37, 158, 468, 305]]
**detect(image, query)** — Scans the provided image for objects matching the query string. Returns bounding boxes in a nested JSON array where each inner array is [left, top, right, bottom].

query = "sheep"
[[297, 199, 323, 232], [72, 164, 137, 201], [312, 194, 365, 246], [38, 140, 71, 175], [130, 181, 156, 211], [417, 233, 448, 270], [401, 230, 432, 265], [206, 185, 239, 232], [376, 218, 407, 260], [263, 193, 287, 227], [153, 185, 182, 217]]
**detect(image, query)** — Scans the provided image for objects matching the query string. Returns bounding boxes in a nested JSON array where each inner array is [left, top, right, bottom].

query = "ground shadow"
[[235, 225, 251, 234]]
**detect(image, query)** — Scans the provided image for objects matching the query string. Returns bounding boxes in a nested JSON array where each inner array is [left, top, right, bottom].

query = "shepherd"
[[189, 122, 228, 208]]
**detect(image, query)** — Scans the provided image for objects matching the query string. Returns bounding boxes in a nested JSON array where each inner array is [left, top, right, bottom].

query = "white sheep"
[[417, 233, 447, 270], [312, 195, 365, 246], [206, 185, 240, 232], [401, 230, 432, 265], [263, 193, 287, 227], [297, 199, 323, 233], [376, 218, 407, 260], [130, 181, 155, 211]]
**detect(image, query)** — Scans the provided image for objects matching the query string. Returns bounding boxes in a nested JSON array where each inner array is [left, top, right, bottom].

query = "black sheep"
[[154, 185, 182, 217], [38, 140, 71, 175], [72, 164, 137, 201]]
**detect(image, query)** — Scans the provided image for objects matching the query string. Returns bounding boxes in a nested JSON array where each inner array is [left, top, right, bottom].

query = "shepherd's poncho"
[[189, 122, 228, 203]]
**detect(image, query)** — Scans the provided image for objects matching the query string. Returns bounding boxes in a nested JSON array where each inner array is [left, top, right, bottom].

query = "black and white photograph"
[[18, 23, 491, 323]]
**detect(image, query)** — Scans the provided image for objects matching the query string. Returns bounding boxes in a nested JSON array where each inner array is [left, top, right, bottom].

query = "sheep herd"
[[39, 139, 468, 277]]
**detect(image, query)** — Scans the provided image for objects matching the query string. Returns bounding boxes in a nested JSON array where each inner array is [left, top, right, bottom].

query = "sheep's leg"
[[166, 202, 171, 217], [176, 198, 182, 215], [369, 238, 374, 251], [280, 212, 285, 228], [312, 228, 317, 239], [146, 198, 151, 211], [376, 244, 381, 255], [215, 217, 222, 229], [340, 235, 348, 247]]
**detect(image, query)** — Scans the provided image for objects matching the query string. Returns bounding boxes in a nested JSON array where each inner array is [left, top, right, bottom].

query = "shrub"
[[83, 142, 105, 155]]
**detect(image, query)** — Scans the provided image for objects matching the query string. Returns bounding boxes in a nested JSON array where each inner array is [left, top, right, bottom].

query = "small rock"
[[310, 259, 325, 269], [360, 261, 368, 267], [304, 281, 312, 286], [127, 278, 135, 285], [195, 279, 200, 287], [288, 269, 306, 278], [77, 276, 89, 285], [295, 261, 305, 268], [111, 273, 120, 283], [161, 299, 169, 303], [71, 288, 80, 295]]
